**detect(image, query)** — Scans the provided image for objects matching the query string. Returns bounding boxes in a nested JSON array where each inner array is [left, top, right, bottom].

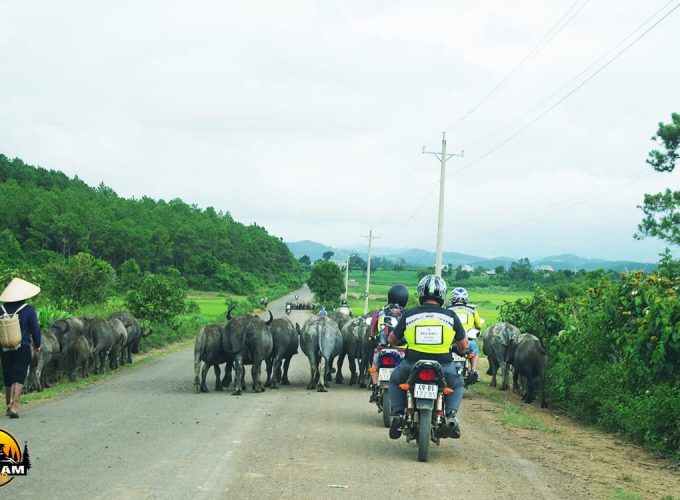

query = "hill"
[[285, 240, 655, 272], [0, 154, 304, 291]]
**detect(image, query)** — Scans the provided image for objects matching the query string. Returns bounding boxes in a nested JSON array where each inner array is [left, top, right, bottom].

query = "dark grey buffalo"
[[49, 317, 91, 381], [482, 322, 521, 390], [298, 316, 343, 392], [335, 318, 367, 385], [507, 333, 548, 407], [358, 313, 377, 388], [86, 318, 117, 374], [265, 317, 299, 389], [222, 307, 273, 395], [108, 318, 128, 370], [330, 311, 352, 333], [193, 324, 228, 393], [108, 312, 151, 365], [27, 329, 60, 392]]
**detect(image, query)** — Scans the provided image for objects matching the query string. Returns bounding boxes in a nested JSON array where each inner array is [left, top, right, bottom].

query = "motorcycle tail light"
[[417, 369, 437, 382], [380, 356, 396, 367]]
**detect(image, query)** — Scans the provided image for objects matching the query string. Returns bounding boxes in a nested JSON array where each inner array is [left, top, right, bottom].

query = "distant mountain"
[[285, 241, 655, 272]]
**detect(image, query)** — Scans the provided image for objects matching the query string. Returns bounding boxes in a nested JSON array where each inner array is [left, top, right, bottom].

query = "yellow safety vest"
[[449, 303, 482, 332], [403, 311, 456, 355]]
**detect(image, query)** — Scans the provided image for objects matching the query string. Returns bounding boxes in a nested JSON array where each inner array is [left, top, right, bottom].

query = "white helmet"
[[451, 287, 468, 304], [417, 275, 447, 305]]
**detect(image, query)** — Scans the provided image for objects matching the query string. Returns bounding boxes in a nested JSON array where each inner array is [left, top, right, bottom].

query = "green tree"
[[125, 273, 187, 324], [636, 113, 680, 246], [307, 260, 343, 305], [322, 250, 334, 261], [44, 252, 114, 307], [117, 258, 142, 292], [298, 254, 311, 267], [349, 254, 366, 271], [495, 265, 506, 275]]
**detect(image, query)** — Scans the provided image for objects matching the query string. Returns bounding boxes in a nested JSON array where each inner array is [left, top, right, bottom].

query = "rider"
[[318, 306, 328, 317], [387, 275, 468, 440], [337, 299, 353, 317], [368, 284, 409, 402], [448, 287, 483, 381]]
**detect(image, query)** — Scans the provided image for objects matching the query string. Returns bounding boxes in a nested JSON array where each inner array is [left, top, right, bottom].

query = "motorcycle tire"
[[382, 389, 391, 428], [417, 408, 432, 462]]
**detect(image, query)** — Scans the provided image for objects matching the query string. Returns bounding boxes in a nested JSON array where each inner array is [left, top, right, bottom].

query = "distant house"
[[485, 270, 496, 276], [535, 265, 554, 272], [461, 264, 474, 272]]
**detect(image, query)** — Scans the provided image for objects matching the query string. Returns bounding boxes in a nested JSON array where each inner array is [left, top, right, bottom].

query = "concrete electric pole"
[[344, 254, 349, 302], [361, 228, 380, 314], [422, 132, 463, 277]]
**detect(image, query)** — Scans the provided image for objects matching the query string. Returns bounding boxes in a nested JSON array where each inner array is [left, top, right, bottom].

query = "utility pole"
[[423, 132, 463, 277], [344, 254, 349, 302], [361, 228, 380, 314]]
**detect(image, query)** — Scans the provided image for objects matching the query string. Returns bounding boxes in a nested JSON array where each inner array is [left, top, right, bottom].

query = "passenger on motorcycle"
[[387, 275, 468, 439], [337, 299, 353, 317], [448, 287, 483, 383], [368, 284, 409, 402]]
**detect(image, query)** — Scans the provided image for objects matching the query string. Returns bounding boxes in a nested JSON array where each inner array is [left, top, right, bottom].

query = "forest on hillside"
[[0, 154, 304, 294]]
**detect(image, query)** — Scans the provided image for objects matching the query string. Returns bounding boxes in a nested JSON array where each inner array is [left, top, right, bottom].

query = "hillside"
[[286, 240, 655, 272], [0, 154, 304, 291]]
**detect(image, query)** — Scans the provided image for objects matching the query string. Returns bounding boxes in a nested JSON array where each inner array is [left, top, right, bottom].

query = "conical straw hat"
[[0, 278, 41, 302]]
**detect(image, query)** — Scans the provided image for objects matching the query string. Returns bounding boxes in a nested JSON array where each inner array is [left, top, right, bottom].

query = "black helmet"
[[387, 284, 409, 307], [417, 275, 447, 305]]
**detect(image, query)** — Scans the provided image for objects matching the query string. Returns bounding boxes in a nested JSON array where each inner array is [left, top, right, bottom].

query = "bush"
[[125, 273, 187, 324], [43, 252, 114, 307], [307, 260, 344, 306]]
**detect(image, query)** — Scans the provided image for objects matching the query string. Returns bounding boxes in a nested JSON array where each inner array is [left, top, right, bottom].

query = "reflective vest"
[[403, 311, 456, 355], [449, 303, 482, 338]]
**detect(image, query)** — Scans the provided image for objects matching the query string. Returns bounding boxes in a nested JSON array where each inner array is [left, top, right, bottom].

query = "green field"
[[344, 269, 530, 325]]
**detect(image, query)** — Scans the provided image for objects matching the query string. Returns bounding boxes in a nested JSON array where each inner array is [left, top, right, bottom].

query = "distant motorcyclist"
[[337, 299, 353, 317], [285, 303, 292, 315], [387, 275, 468, 439], [318, 306, 328, 317], [448, 287, 483, 381], [368, 284, 409, 402]]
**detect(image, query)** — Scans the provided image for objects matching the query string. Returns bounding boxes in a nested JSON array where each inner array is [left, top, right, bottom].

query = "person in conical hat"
[[0, 277, 42, 418]]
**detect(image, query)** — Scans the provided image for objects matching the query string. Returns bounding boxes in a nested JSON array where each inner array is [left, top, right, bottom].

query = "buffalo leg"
[[232, 360, 243, 396], [251, 361, 265, 393], [281, 356, 292, 385], [213, 364, 223, 392], [335, 353, 345, 384], [349, 355, 357, 385]]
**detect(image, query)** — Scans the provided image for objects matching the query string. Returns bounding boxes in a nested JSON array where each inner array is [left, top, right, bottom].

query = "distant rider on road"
[[448, 287, 483, 382]]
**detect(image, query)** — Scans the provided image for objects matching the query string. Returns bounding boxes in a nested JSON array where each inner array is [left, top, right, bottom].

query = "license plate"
[[451, 352, 466, 363], [414, 383, 438, 399], [378, 368, 393, 381]]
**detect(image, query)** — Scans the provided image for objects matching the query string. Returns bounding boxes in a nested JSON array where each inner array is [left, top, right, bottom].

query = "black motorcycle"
[[452, 350, 477, 388], [397, 359, 456, 462]]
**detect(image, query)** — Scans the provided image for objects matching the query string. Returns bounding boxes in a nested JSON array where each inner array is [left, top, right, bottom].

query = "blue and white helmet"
[[417, 275, 447, 305], [451, 287, 468, 304]]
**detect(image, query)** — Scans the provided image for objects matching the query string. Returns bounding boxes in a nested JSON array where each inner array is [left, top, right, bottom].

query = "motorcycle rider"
[[368, 284, 409, 402], [448, 287, 483, 382], [318, 306, 328, 317], [387, 275, 468, 439], [285, 303, 292, 315], [337, 299, 353, 317]]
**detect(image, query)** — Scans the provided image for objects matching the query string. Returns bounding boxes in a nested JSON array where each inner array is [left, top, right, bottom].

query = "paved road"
[[3, 285, 678, 499]]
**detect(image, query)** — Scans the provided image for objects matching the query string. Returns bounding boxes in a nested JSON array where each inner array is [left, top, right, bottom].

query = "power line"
[[444, 0, 589, 132], [454, 1, 680, 176], [464, 0, 677, 151]]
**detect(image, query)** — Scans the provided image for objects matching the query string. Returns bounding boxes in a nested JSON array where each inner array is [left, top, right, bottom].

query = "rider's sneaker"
[[449, 417, 461, 439], [468, 370, 479, 384], [389, 415, 403, 439], [369, 385, 378, 403]]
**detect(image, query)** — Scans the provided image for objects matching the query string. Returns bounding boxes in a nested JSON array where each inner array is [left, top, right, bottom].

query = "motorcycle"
[[452, 349, 477, 388], [374, 346, 405, 427], [396, 359, 455, 462], [285, 304, 292, 315]]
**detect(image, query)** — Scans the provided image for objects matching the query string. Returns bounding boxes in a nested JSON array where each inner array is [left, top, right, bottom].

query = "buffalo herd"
[[26, 312, 151, 392], [194, 308, 548, 408]]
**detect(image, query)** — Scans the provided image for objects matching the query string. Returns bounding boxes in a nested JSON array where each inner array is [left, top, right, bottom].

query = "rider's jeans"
[[389, 359, 464, 417]]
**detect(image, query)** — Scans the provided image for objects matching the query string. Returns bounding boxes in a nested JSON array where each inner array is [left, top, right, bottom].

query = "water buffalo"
[[507, 333, 548, 407], [298, 316, 343, 392], [265, 317, 299, 389], [482, 322, 521, 390], [358, 313, 377, 388], [49, 317, 89, 381], [335, 318, 367, 385], [222, 307, 273, 395], [330, 311, 352, 333], [193, 324, 228, 393], [108, 312, 151, 365], [108, 318, 128, 370], [27, 329, 60, 392], [86, 318, 117, 374]]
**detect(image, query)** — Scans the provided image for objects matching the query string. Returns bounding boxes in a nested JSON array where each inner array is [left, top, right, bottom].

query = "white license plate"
[[414, 383, 438, 399], [378, 368, 394, 381], [451, 353, 466, 363]]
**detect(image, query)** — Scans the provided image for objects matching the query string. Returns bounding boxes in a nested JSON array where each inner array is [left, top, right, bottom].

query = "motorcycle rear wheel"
[[417, 409, 432, 462], [382, 389, 391, 428]]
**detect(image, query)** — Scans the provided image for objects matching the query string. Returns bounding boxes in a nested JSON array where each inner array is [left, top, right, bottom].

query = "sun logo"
[[0, 429, 30, 487]]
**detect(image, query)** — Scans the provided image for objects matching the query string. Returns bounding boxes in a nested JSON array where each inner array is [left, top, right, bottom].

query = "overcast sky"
[[1, 1, 678, 263]]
